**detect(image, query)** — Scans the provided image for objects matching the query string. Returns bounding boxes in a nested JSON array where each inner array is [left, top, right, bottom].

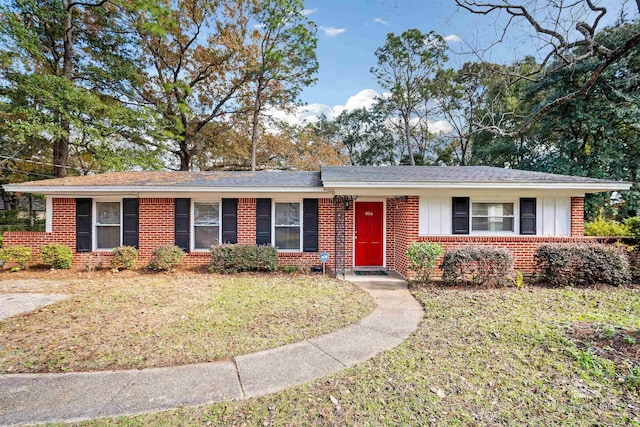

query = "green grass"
[[0, 273, 374, 373], [65, 286, 640, 426]]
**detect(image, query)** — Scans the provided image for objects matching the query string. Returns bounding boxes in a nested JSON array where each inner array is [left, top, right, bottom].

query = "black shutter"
[[76, 198, 92, 252], [520, 198, 537, 235], [303, 198, 319, 252], [256, 198, 271, 245], [122, 198, 139, 248], [174, 198, 190, 252], [452, 197, 470, 234], [222, 198, 238, 244]]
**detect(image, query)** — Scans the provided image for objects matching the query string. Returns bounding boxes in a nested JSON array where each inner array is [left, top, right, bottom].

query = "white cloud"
[[319, 26, 346, 37], [253, 23, 265, 29], [265, 89, 381, 128], [373, 18, 390, 26], [265, 89, 454, 138], [429, 120, 453, 135], [302, 8, 317, 16], [444, 34, 462, 43]]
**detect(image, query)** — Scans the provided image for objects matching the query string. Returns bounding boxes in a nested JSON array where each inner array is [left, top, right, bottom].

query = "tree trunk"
[[55, 0, 74, 178], [403, 112, 415, 166], [179, 150, 190, 171], [250, 87, 262, 172]]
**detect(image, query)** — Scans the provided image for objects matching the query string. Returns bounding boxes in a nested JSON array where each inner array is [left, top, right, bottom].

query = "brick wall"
[[1, 195, 588, 274], [571, 197, 585, 237], [237, 198, 256, 245], [385, 196, 420, 276]]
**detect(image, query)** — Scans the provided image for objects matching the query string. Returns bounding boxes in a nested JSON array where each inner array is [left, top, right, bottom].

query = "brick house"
[[1, 166, 630, 277]]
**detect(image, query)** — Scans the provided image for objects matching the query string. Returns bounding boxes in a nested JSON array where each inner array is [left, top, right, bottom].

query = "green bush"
[[148, 245, 184, 271], [623, 216, 640, 238], [584, 216, 629, 237], [535, 243, 630, 287], [0, 246, 33, 270], [40, 244, 73, 269], [440, 246, 515, 287], [406, 241, 444, 283], [209, 244, 278, 274], [111, 246, 138, 270]]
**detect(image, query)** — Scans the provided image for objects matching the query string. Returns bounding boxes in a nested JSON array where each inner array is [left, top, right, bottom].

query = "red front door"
[[355, 202, 384, 266]]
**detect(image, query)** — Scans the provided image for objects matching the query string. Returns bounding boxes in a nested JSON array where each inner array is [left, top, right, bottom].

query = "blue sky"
[[293, 0, 628, 122]]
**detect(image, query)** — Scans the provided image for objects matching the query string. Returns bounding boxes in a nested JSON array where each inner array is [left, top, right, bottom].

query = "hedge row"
[[407, 242, 632, 287]]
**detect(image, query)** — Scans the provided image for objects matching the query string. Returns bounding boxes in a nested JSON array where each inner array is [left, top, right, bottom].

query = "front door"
[[355, 202, 384, 266]]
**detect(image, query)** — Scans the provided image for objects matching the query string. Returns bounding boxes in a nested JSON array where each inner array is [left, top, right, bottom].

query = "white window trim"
[[470, 199, 518, 235], [272, 200, 303, 252], [191, 199, 222, 252], [93, 198, 123, 251]]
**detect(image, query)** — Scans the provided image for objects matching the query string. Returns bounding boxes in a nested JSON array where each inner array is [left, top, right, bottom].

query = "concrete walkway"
[[0, 293, 69, 321], [0, 273, 423, 426]]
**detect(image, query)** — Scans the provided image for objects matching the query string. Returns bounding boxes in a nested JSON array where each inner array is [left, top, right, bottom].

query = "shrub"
[[406, 241, 444, 283], [209, 244, 278, 274], [148, 245, 184, 271], [0, 246, 32, 270], [623, 216, 640, 238], [584, 216, 629, 237], [40, 244, 73, 269], [111, 246, 138, 270], [440, 245, 515, 287], [535, 243, 630, 287]]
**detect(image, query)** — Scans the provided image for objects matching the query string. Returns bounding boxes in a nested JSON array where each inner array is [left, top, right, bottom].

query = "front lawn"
[[0, 272, 374, 373], [78, 285, 640, 426]]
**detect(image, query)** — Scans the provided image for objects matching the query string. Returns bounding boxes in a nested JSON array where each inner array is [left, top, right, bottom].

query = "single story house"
[[1, 166, 630, 277]]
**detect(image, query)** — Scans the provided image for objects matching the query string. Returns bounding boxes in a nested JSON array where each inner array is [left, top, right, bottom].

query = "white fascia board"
[[325, 181, 631, 192], [1, 185, 327, 195]]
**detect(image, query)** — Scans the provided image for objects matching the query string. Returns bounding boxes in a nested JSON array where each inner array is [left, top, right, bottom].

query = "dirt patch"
[[565, 322, 640, 363]]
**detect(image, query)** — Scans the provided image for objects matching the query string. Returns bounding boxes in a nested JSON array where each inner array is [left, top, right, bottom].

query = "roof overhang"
[[1, 185, 326, 195], [325, 181, 631, 194]]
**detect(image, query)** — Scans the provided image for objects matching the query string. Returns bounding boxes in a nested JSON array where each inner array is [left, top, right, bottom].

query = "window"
[[472, 202, 514, 232], [193, 201, 220, 250], [274, 202, 301, 250], [96, 201, 121, 249]]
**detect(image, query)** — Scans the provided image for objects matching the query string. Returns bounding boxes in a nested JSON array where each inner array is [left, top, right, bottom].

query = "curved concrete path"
[[0, 273, 423, 426]]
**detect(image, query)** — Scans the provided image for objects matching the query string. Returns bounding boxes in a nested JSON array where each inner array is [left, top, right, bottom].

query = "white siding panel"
[[419, 196, 450, 235], [541, 197, 556, 235], [539, 196, 571, 236], [45, 196, 53, 233], [419, 196, 429, 235], [556, 197, 571, 236]]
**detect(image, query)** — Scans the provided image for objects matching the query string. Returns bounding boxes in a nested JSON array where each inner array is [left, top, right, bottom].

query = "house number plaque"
[[364, 211, 374, 216]]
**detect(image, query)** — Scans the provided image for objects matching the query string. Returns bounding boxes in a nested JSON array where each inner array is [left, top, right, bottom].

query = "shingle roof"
[[2, 166, 629, 194], [7, 171, 322, 188], [320, 166, 624, 185]]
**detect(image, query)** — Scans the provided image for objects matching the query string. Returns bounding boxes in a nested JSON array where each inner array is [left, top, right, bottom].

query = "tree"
[[455, 0, 640, 137], [247, 0, 318, 171], [130, 0, 254, 171], [0, 0, 151, 177], [371, 29, 447, 165], [316, 107, 397, 166]]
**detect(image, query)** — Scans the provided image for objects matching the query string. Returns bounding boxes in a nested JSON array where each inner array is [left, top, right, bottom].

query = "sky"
[[284, 0, 630, 126]]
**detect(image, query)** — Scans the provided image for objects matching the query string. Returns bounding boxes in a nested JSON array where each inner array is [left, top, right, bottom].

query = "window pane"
[[472, 217, 488, 231], [194, 226, 219, 249], [472, 203, 489, 216], [97, 226, 120, 249], [194, 202, 219, 226], [472, 217, 514, 232], [275, 227, 300, 250], [490, 217, 514, 231], [275, 203, 300, 226], [96, 202, 120, 225]]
